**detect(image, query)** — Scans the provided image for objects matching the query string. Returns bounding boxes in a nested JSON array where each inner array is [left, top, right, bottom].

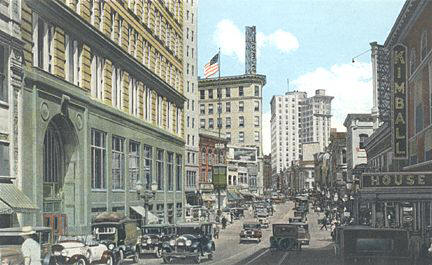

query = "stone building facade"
[[183, 0, 199, 202], [19, 0, 186, 235], [198, 74, 266, 194]]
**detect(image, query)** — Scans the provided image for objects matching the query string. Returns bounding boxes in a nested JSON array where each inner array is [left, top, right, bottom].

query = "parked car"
[[257, 216, 270, 229], [0, 226, 52, 265], [161, 223, 215, 264], [139, 224, 175, 258], [92, 212, 140, 265], [239, 222, 262, 243], [269, 224, 301, 251], [335, 225, 411, 265]]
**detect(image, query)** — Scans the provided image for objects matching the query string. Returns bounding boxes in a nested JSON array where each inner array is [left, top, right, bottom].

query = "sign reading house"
[[362, 173, 432, 188], [392, 44, 408, 159]]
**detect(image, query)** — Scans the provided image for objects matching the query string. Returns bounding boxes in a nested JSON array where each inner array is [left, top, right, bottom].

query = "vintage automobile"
[[50, 236, 91, 265], [239, 222, 262, 243], [92, 212, 140, 265], [269, 224, 301, 251], [139, 224, 175, 258], [257, 216, 270, 229], [290, 222, 310, 245], [161, 223, 215, 264], [0, 226, 52, 265], [335, 225, 411, 265]]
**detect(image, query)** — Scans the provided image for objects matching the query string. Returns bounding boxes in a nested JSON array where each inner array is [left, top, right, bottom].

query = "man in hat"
[[20, 226, 41, 265]]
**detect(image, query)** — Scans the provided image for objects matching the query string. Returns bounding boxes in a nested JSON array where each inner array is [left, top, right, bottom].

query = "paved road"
[[134, 201, 340, 265]]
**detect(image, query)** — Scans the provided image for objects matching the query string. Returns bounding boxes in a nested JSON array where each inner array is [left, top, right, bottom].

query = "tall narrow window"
[[167, 102, 171, 131], [359, 134, 368, 149], [112, 65, 123, 109], [157, 149, 164, 190], [91, 53, 105, 100], [91, 129, 106, 189], [0, 46, 7, 102], [129, 141, 140, 190], [144, 145, 153, 189], [167, 152, 174, 191], [0, 142, 9, 177], [97, 0, 104, 31], [110, 10, 116, 40], [129, 77, 139, 116], [118, 16, 123, 46], [239, 101, 244, 112], [176, 154, 182, 191], [112, 136, 125, 190]]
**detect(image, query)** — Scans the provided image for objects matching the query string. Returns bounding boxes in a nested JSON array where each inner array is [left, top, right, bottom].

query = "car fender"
[[67, 254, 89, 265], [100, 250, 113, 263]]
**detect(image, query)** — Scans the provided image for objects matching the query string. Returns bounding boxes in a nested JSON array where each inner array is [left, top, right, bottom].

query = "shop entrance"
[[42, 114, 78, 237]]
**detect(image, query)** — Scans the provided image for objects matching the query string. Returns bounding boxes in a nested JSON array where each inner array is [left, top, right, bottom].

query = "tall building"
[[245, 26, 256, 75], [270, 91, 306, 175], [0, 0, 38, 228], [271, 89, 333, 186], [300, 89, 333, 152], [19, 0, 186, 233], [198, 74, 266, 194], [183, 0, 199, 204]]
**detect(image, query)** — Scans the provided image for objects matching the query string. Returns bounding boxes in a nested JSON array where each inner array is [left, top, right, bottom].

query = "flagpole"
[[217, 48, 222, 214]]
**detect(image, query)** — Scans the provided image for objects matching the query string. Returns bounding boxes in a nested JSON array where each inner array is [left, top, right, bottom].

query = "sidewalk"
[[307, 208, 333, 249]]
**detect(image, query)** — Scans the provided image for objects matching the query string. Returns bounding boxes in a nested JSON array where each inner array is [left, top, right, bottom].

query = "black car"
[[269, 224, 301, 251], [92, 212, 140, 265], [161, 223, 215, 264], [139, 224, 175, 258]]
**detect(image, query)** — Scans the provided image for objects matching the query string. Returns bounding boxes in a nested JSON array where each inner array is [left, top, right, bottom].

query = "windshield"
[[0, 235, 23, 246], [243, 224, 260, 229], [143, 228, 162, 234], [177, 226, 200, 235], [93, 226, 117, 241]]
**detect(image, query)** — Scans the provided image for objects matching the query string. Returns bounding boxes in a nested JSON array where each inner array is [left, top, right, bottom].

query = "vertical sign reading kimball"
[[392, 44, 407, 159]]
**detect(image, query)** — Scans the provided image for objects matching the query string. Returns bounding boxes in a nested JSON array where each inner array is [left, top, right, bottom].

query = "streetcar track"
[[276, 251, 290, 265], [243, 248, 270, 265]]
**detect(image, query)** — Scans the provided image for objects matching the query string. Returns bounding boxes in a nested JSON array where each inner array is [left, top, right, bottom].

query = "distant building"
[[198, 74, 266, 194], [343, 114, 374, 188], [327, 131, 347, 188], [263, 154, 272, 192], [270, 89, 333, 188]]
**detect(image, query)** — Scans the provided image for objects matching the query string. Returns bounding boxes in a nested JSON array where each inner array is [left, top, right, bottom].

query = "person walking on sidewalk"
[[320, 217, 329, 231]]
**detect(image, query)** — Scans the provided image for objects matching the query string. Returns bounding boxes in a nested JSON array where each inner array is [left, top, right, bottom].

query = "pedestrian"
[[221, 216, 227, 229], [20, 226, 41, 265], [213, 223, 220, 239], [320, 217, 329, 231]]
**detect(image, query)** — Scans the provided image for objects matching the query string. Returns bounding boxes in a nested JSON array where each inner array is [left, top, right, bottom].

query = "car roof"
[[176, 223, 210, 227]]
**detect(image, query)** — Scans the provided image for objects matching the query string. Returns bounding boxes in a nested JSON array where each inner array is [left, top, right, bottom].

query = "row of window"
[[186, 170, 197, 188], [197, 130, 260, 143], [199, 116, 260, 129], [200, 101, 259, 114], [199, 86, 260, 100], [33, 14, 182, 135], [90, 129, 182, 192]]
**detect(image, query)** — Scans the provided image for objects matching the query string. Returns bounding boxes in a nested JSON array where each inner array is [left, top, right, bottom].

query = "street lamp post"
[[136, 179, 158, 226]]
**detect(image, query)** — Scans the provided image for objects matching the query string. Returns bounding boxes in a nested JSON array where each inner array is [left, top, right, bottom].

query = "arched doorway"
[[42, 114, 78, 239]]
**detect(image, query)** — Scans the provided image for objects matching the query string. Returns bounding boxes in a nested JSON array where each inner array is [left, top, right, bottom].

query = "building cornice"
[[26, 0, 187, 107], [198, 74, 267, 88]]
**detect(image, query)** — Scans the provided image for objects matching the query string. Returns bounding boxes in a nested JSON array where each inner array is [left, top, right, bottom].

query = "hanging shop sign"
[[361, 172, 432, 188], [392, 44, 408, 159]]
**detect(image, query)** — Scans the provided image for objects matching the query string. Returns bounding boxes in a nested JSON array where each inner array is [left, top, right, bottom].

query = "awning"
[[0, 183, 38, 213], [130, 206, 159, 224], [227, 190, 242, 201], [0, 200, 13, 214]]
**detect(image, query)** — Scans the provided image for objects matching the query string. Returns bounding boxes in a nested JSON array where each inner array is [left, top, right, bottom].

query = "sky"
[[197, 0, 406, 155]]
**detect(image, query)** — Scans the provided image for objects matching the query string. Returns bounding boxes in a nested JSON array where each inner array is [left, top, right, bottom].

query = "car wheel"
[[132, 250, 139, 263], [208, 253, 213, 260], [74, 258, 87, 265], [106, 255, 114, 265], [163, 256, 173, 264], [116, 250, 124, 265], [155, 247, 162, 258]]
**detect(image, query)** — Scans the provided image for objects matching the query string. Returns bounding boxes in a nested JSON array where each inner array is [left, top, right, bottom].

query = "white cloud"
[[213, 19, 245, 63], [292, 62, 373, 131], [213, 20, 299, 63], [262, 112, 271, 155]]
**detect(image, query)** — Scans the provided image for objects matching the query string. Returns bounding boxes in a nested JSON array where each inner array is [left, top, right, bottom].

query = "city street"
[[135, 201, 340, 265]]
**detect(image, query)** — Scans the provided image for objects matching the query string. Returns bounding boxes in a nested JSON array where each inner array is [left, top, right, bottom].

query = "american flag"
[[204, 53, 219, 78]]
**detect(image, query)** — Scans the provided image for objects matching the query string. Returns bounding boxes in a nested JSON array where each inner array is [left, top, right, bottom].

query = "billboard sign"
[[392, 44, 408, 159], [212, 164, 227, 189], [232, 147, 257, 162], [361, 172, 432, 188]]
